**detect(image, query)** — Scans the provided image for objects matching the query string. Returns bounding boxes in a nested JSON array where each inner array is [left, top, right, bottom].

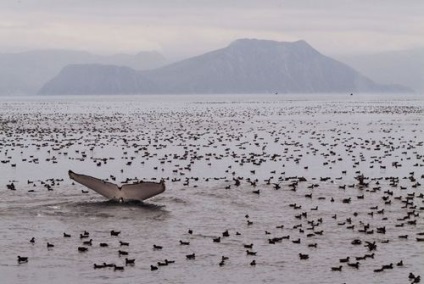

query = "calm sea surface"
[[0, 94, 423, 283]]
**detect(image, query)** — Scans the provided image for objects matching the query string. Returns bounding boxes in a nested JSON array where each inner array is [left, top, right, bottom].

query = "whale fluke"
[[68, 170, 165, 202]]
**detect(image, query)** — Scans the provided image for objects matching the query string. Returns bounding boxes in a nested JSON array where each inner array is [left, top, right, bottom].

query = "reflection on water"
[[0, 94, 423, 284]]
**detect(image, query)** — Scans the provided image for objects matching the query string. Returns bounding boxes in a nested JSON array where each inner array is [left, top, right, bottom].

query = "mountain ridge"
[[38, 39, 412, 95], [39, 64, 154, 95], [0, 49, 166, 96]]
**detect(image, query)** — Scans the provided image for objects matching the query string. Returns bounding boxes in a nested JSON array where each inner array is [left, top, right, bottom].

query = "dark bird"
[[94, 263, 105, 269], [365, 241, 377, 251], [103, 263, 115, 268], [347, 262, 360, 269], [125, 258, 135, 265], [78, 247, 88, 252], [186, 253, 195, 260], [80, 234, 89, 239], [299, 253, 309, 260], [17, 256, 28, 263], [7, 183, 16, 190]]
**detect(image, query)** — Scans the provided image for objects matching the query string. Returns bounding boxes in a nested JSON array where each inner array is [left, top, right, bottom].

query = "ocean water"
[[0, 93, 423, 284]]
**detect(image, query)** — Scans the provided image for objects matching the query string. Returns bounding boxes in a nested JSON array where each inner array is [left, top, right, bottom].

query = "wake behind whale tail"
[[69, 170, 166, 202]]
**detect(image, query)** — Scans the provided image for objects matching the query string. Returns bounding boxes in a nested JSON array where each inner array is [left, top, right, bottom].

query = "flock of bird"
[[1, 98, 423, 283]]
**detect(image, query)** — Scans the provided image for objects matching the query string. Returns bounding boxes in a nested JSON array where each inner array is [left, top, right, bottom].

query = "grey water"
[[0, 93, 423, 284]]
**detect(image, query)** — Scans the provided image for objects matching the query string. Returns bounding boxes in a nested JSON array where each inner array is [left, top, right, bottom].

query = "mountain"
[[141, 39, 410, 94], [38, 64, 155, 95], [337, 48, 424, 93], [38, 39, 412, 95], [0, 50, 166, 96]]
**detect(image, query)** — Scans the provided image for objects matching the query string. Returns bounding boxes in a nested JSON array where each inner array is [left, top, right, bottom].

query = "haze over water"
[[0, 94, 423, 284]]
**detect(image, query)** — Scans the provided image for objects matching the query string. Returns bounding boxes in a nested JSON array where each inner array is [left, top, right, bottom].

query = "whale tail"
[[69, 170, 165, 202]]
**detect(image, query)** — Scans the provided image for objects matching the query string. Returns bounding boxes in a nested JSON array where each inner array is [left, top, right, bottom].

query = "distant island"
[[38, 39, 411, 95]]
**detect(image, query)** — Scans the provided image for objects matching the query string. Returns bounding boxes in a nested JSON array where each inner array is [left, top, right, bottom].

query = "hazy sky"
[[1, 0, 423, 59]]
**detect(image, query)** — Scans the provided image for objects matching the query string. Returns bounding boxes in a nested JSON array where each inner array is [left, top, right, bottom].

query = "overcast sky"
[[1, 0, 423, 59]]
